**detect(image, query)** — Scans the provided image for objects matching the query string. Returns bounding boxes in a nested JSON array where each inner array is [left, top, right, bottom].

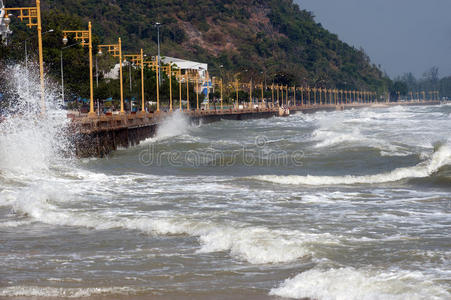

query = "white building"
[[104, 57, 209, 80], [161, 56, 208, 79]]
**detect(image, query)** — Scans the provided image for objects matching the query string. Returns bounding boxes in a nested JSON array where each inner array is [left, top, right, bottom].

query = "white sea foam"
[[1, 182, 338, 264], [269, 267, 450, 300], [0, 286, 140, 298], [0, 219, 33, 228], [252, 144, 451, 185]]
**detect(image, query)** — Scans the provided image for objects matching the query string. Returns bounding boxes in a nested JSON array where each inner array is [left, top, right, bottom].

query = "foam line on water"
[[251, 144, 451, 185], [269, 267, 449, 300], [0, 286, 141, 298], [1, 183, 339, 264]]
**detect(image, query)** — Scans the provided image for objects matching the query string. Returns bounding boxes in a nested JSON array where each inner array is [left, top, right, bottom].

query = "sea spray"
[[0, 64, 72, 176], [155, 110, 191, 139]]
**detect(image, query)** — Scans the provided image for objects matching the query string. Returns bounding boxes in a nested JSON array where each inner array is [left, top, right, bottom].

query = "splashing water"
[[0, 64, 73, 176], [155, 110, 191, 140]]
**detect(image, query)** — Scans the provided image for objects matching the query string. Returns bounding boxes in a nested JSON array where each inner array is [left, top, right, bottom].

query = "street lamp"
[[98, 38, 124, 114], [124, 50, 146, 114], [2, 0, 46, 112], [62, 22, 95, 117]]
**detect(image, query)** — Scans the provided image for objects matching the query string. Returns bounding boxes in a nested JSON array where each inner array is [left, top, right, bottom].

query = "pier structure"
[[71, 99, 440, 157], [0, 1, 444, 157]]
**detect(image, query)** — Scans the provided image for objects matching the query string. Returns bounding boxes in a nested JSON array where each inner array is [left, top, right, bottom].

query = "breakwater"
[[71, 101, 441, 157]]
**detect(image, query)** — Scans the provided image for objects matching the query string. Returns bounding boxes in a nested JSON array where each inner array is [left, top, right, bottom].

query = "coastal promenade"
[[70, 100, 440, 157]]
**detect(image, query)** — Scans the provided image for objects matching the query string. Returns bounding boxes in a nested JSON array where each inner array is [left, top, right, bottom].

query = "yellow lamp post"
[[63, 22, 95, 116], [123, 49, 146, 114], [312, 88, 317, 105], [235, 78, 239, 109], [249, 80, 253, 109], [220, 79, 223, 110], [155, 58, 160, 111], [318, 88, 321, 105], [186, 72, 190, 111], [98, 38, 124, 113], [281, 85, 284, 106], [271, 84, 274, 107], [206, 72, 210, 110], [300, 87, 304, 106], [285, 85, 288, 106], [285, 85, 290, 106], [4, 0, 45, 112], [196, 73, 199, 110], [178, 69, 182, 110], [142, 58, 161, 112]]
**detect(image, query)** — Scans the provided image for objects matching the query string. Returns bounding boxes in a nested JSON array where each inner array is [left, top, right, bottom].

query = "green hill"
[[1, 0, 391, 101]]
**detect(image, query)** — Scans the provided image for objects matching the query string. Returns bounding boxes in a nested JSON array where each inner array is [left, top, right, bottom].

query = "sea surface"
[[0, 66, 450, 299]]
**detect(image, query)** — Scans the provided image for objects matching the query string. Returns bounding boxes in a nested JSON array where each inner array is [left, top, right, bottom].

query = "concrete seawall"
[[71, 109, 279, 157], [71, 101, 441, 157]]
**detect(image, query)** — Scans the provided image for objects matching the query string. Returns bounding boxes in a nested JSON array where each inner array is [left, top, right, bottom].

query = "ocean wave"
[[251, 144, 451, 185], [269, 267, 450, 300], [312, 127, 363, 148], [1, 184, 339, 264]]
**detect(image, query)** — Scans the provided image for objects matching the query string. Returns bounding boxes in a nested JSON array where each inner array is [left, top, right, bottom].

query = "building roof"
[[161, 56, 208, 71]]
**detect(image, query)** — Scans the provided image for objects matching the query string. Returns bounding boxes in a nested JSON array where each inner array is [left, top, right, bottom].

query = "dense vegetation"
[[1, 0, 393, 105]]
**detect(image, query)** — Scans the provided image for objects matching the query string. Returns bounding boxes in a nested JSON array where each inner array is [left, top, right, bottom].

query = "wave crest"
[[252, 144, 451, 185], [269, 267, 449, 300]]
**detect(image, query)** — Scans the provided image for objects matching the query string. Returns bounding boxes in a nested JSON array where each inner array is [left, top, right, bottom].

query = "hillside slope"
[[3, 0, 391, 93]]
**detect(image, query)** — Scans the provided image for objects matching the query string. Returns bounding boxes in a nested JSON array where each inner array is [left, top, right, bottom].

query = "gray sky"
[[295, 0, 451, 79]]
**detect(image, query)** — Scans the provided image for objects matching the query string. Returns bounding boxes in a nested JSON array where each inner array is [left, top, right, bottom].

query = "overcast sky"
[[296, 0, 451, 79]]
